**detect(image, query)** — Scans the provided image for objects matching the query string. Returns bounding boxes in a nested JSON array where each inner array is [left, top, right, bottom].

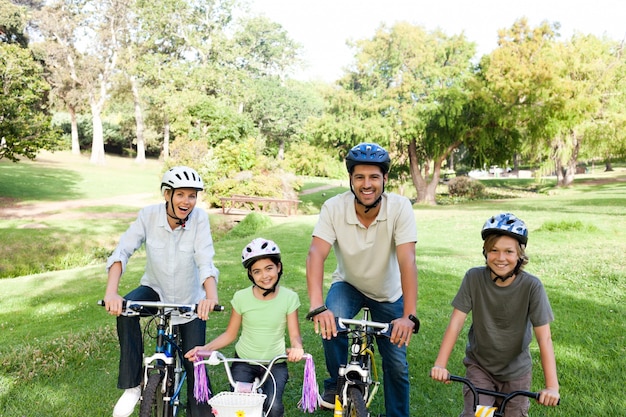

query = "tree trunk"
[[162, 113, 170, 159], [69, 104, 80, 155], [408, 139, 437, 205], [605, 159, 613, 171], [89, 99, 106, 165], [556, 131, 581, 187], [278, 138, 284, 160], [130, 76, 146, 163]]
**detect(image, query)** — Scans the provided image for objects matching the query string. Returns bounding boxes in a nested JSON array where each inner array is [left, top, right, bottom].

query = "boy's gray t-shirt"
[[452, 267, 554, 380]]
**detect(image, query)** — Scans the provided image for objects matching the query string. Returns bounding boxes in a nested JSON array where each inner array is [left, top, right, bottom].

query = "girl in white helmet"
[[186, 238, 304, 417], [430, 213, 560, 416], [103, 166, 220, 417]]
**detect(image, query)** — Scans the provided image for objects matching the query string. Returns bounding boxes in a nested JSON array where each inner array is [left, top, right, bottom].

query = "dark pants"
[[230, 359, 289, 417], [117, 285, 212, 417]]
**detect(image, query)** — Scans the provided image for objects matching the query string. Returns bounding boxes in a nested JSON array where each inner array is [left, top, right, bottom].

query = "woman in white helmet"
[[103, 166, 220, 417], [186, 238, 304, 417]]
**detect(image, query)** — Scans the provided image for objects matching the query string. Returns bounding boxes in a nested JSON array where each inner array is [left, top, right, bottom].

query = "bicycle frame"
[[335, 308, 390, 417], [99, 299, 223, 417]]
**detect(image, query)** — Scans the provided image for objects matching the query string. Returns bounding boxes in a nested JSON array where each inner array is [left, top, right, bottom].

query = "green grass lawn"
[[0, 153, 625, 416]]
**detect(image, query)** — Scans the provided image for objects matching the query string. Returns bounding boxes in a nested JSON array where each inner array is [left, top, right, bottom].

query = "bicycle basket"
[[208, 392, 267, 417]]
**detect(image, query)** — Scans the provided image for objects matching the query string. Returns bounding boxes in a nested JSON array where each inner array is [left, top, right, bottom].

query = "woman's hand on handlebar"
[[430, 365, 451, 383], [312, 309, 337, 340], [197, 298, 219, 320], [103, 293, 124, 316], [538, 388, 560, 407]]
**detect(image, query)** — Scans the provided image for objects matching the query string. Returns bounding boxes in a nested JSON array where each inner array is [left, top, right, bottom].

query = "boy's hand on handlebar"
[[312, 309, 337, 340], [197, 298, 218, 320], [538, 388, 560, 407], [286, 347, 304, 362], [430, 365, 451, 383], [390, 316, 415, 347], [103, 293, 124, 316]]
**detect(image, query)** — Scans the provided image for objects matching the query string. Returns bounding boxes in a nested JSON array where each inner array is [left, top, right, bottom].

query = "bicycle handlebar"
[[337, 317, 391, 336], [97, 299, 225, 316], [194, 350, 293, 391], [448, 375, 560, 409]]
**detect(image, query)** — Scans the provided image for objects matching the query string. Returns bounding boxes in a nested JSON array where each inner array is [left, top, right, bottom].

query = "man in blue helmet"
[[305, 143, 419, 417]]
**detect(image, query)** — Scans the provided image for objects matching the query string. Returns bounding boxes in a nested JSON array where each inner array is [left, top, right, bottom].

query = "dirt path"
[[0, 193, 158, 221], [0, 184, 340, 222]]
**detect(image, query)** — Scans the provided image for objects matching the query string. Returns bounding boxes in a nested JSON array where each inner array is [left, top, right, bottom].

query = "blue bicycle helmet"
[[481, 213, 528, 245], [345, 143, 391, 174]]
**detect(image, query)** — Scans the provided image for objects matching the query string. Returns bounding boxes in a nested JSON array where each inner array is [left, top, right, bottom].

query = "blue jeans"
[[323, 281, 410, 417], [231, 359, 289, 417], [117, 285, 212, 417]]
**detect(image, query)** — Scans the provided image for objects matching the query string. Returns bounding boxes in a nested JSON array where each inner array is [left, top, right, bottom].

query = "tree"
[[484, 19, 625, 186], [310, 22, 477, 204], [0, 0, 59, 161], [33, 0, 87, 155]]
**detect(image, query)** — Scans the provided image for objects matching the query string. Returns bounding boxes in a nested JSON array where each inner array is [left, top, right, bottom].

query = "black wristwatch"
[[306, 305, 328, 321], [408, 314, 420, 334]]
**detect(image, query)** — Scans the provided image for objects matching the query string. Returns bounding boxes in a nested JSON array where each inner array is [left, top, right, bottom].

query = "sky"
[[248, 0, 626, 82]]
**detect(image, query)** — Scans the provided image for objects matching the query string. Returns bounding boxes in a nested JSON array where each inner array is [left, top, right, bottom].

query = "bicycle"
[[98, 299, 223, 417], [446, 374, 560, 417], [323, 307, 419, 417], [193, 350, 319, 417]]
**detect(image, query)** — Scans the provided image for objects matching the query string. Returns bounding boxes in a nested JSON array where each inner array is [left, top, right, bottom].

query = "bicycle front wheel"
[[343, 386, 368, 417], [140, 372, 168, 417]]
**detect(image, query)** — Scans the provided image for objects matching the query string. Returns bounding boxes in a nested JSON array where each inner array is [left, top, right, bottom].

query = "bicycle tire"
[[344, 386, 369, 417], [140, 372, 167, 417]]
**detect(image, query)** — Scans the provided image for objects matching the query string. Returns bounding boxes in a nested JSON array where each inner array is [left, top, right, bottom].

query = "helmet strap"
[[165, 200, 189, 228], [350, 179, 385, 213], [489, 258, 524, 282], [248, 276, 280, 297]]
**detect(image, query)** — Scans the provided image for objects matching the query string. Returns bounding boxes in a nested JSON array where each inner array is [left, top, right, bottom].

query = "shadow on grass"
[[0, 163, 83, 202]]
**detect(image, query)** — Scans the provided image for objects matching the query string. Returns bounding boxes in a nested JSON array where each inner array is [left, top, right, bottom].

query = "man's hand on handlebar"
[[390, 316, 416, 347], [309, 308, 337, 340]]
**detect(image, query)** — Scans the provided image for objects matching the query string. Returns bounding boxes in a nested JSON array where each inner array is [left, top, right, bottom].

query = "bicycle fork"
[[334, 349, 380, 414]]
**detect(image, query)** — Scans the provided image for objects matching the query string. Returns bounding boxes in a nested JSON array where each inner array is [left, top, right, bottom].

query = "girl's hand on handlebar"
[[538, 388, 560, 407], [313, 309, 337, 340], [103, 293, 124, 316], [197, 298, 219, 320], [185, 345, 206, 362], [430, 365, 451, 383], [286, 347, 304, 362]]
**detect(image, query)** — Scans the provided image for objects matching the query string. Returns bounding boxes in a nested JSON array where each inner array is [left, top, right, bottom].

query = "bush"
[[447, 176, 485, 198], [227, 212, 274, 239]]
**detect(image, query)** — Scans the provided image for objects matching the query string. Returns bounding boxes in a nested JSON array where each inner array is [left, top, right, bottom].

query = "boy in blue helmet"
[[431, 213, 560, 417], [305, 143, 419, 417]]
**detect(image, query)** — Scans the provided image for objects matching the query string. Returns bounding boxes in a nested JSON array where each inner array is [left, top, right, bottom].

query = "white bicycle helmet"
[[241, 238, 281, 269], [481, 213, 528, 245], [160, 166, 204, 194]]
